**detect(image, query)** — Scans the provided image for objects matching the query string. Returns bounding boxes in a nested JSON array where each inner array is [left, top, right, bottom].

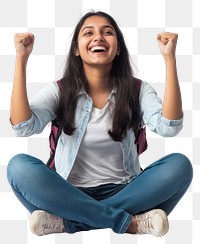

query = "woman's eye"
[[104, 30, 114, 35], [84, 32, 92, 36]]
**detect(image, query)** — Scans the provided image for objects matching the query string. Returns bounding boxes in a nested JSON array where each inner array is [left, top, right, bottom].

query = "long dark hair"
[[56, 11, 141, 141]]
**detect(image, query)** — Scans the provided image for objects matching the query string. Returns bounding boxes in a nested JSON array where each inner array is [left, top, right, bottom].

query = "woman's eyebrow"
[[81, 25, 115, 33]]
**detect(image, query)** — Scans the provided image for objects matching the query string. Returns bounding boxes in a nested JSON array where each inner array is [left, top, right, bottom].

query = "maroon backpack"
[[46, 79, 147, 170]]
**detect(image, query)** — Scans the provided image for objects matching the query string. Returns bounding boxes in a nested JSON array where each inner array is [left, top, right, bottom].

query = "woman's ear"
[[116, 45, 121, 55], [73, 41, 80, 56], [74, 48, 80, 56]]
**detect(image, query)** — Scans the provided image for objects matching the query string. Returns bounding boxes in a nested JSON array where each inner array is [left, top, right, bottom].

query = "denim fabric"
[[10, 81, 183, 180], [7, 153, 193, 234]]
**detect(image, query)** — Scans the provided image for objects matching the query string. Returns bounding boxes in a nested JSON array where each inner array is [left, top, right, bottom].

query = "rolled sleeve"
[[11, 81, 59, 137], [156, 114, 183, 137], [160, 115, 183, 127], [140, 81, 183, 137], [10, 115, 35, 137]]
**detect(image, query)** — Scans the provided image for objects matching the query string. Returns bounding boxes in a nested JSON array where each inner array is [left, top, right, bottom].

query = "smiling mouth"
[[90, 46, 108, 53]]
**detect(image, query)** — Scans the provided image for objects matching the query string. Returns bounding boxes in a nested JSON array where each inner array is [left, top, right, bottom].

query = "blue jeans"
[[7, 153, 193, 234]]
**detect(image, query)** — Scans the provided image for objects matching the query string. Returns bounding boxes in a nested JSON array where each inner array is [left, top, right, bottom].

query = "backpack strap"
[[46, 119, 62, 170], [46, 80, 62, 170]]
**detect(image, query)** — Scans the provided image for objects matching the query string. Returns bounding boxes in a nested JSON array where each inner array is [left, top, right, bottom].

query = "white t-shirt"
[[67, 102, 130, 187]]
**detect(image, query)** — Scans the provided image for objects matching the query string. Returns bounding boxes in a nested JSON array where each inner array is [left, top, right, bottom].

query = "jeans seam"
[[118, 214, 132, 233]]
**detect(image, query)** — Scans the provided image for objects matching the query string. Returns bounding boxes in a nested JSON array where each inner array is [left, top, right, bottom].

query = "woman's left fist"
[[157, 32, 178, 60]]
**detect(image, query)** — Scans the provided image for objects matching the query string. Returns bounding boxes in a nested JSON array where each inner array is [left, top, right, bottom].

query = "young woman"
[[7, 11, 193, 237]]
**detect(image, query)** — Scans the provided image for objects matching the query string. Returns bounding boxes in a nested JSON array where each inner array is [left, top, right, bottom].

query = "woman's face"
[[75, 16, 119, 70]]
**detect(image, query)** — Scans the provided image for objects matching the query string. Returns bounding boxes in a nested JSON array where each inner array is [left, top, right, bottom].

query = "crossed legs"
[[7, 153, 193, 235]]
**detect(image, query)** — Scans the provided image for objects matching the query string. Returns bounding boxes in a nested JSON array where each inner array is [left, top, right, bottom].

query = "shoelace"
[[137, 215, 153, 234], [42, 215, 63, 231]]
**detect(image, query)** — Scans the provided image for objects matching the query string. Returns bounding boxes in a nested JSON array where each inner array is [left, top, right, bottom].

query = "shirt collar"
[[107, 88, 116, 103]]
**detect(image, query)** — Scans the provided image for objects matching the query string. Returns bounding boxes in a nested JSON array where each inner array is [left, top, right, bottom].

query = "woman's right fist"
[[14, 32, 34, 59]]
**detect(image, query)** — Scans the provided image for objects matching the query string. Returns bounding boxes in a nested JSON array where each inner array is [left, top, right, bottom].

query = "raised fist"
[[157, 32, 178, 60], [14, 32, 35, 59]]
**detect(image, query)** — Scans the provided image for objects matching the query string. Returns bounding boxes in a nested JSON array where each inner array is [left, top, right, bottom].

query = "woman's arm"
[[157, 32, 182, 120], [10, 33, 34, 125]]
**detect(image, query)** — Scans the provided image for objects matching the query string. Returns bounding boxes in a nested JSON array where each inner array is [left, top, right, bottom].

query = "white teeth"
[[90, 46, 107, 52]]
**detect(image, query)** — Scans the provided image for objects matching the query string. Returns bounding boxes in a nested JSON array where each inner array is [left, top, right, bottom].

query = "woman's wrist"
[[164, 55, 176, 65], [15, 55, 29, 66]]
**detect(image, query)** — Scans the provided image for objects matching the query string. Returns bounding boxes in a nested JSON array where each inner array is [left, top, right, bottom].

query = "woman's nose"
[[94, 32, 104, 42]]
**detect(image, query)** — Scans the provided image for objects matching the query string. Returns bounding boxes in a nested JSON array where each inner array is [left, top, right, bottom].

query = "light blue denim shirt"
[[11, 80, 183, 181]]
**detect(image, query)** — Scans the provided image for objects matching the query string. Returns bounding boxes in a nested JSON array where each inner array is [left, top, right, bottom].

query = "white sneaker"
[[30, 210, 65, 236], [135, 209, 169, 237]]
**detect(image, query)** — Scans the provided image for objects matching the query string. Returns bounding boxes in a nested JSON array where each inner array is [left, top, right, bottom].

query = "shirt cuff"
[[10, 115, 34, 130], [160, 114, 183, 127]]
